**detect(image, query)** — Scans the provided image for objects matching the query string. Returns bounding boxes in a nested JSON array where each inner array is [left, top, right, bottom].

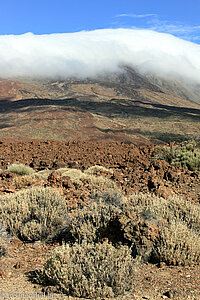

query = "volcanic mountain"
[[0, 66, 199, 144]]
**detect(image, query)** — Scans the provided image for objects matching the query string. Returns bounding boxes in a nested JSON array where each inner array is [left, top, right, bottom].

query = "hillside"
[[0, 66, 199, 144]]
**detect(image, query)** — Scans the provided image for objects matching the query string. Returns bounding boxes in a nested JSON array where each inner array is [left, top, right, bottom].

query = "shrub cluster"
[[125, 192, 200, 266], [152, 140, 200, 171], [70, 193, 122, 243], [39, 191, 136, 298], [2, 164, 199, 297]]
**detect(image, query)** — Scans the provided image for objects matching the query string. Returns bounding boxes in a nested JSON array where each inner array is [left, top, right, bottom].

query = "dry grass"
[[7, 163, 35, 176], [0, 186, 67, 241], [39, 241, 135, 298]]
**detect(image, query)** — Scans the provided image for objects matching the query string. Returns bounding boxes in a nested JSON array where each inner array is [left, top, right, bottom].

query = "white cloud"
[[116, 13, 157, 18], [0, 29, 200, 83]]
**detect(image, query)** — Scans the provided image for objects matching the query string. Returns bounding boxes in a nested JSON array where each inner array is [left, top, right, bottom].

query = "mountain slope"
[[0, 67, 199, 144]]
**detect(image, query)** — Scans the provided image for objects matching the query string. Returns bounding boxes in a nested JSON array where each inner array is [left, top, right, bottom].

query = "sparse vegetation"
[[152, 140, 200, 171], [84, 165, 114, 175], [0, 186, 67, 241], [39, 241, 135, 298], [7, 163, 35, 176]]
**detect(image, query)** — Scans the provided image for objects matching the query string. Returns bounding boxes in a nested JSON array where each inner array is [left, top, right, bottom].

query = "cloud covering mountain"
[[0, 28, 200, 83]]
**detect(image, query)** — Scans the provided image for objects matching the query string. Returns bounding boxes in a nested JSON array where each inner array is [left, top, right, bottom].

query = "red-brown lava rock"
[[0, 138, 199, 203]]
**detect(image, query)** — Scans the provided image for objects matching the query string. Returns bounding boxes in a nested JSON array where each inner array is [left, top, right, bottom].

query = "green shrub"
[[152, 140, 200, 171], [0, 187, 67, 241], [40, 241, 135, 298], [7, 163, 35, 175]]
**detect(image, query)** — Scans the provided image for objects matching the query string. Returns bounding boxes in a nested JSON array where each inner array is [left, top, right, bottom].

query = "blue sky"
[[0, 0, 200, 43]]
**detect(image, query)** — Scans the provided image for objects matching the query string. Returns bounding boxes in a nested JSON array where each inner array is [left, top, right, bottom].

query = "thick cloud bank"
[[1, 28, 200, 83]]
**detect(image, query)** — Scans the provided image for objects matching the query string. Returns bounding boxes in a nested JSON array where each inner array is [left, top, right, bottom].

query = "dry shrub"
[[40, 241, 135, 298], [12, 175, 36, 189], [56, 166, 117, 191], [89, 175, 117, 190], [70, 199, 122, 243], [84, 165, 113, 175], [0, 187, 67, 241], [158, 221, 200, 266], [7, 163, 35, 175], [126, 192, 200, 232], [125, 192, 200, 265], [56, 167, 85, 183], [32, 169, 52, 180]]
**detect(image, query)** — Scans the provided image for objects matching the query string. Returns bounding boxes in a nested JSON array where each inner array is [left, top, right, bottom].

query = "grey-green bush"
[[0, 186, 67, 241], [70, 199, 122, 243], [40, 241, 135, 298]]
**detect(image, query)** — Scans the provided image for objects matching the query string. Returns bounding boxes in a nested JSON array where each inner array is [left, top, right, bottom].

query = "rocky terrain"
[[0, 138, 199, 299]]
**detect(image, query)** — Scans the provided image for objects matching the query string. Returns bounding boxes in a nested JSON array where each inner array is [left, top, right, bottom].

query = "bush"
[[124, 192, 200, 265], [12, 175, 36, 189], [7, 163, 35, 175], [152, 140, 200, 171], [126, 192, 200, 232], [0, 187, 67, 241], [56, 166, 117, 191], [40, 241, 135, 298], [158, 221, 200, 266], [70, 197, 122, 243], [92, 190, 123, 209]]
